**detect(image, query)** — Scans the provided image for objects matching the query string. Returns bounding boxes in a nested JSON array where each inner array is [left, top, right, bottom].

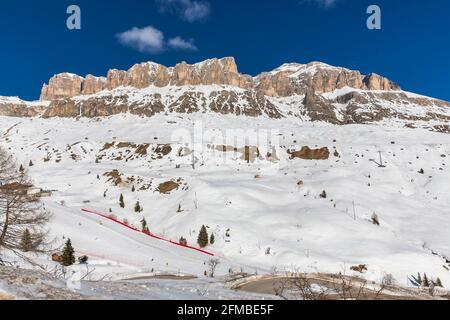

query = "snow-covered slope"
[[1, 112, 450, 288]]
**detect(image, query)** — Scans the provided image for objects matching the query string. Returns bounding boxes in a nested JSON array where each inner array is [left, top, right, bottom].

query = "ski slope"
[[1, 113, 450, 288], [43, 202, 223, 279]]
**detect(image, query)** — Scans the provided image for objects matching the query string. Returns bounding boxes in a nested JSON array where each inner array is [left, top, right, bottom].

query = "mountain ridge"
[[1, 57, 450, 134], [39, 57, 400, 101]]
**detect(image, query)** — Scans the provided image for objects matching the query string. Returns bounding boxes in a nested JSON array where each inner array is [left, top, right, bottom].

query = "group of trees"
[[197, 225, 215, 248], [0, 147, 50, 262], [119, 193, 144, 214], [412, 273, 443, 288]]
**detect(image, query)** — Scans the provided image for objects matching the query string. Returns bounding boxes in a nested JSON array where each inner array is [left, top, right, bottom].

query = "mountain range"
[[1, 57, 449, 133]]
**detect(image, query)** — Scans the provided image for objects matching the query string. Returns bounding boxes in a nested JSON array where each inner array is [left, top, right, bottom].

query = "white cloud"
[[117, 26, 165, 54], [157, 0, 211, 23], [168, 36, 198, 51], [117, 26, 199, 54], [302, 0, 339, 9]]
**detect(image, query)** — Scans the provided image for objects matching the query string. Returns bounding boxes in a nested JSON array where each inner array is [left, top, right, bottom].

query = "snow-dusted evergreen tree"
[[210, 233, 215, 245], [119, 194, 125, 208], [141, 218, 149, 233], [197, 225, 209, 248], [134, 201, 142, 213], [61, 239, 75, 267], [423, 273, 430, 287]]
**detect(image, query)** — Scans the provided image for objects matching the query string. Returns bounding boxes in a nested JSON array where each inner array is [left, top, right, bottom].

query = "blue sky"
[[0, 0, 449, 101]]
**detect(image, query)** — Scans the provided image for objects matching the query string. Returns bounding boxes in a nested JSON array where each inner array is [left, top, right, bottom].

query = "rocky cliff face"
[[38, 58, 399, 101], [2, 57, 450, 134], [0, 98, 46, 117]]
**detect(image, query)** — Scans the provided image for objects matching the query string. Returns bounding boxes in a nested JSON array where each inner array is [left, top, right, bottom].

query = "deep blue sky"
[[0, 0, 449, 101]]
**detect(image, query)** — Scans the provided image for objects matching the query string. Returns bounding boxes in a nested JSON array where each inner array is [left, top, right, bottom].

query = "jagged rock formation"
[[38, 58, 399, 101], [1, 57, 450, 133]]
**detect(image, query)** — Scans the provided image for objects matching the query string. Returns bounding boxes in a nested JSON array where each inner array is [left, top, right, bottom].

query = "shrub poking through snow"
[[320, 190, 327, 199], [61, 239, 75, 267], [371, 213, 380, 226], [418, 168, 425, 174], [197, 225, 209, 248], [179, 237, 187, 246], [119, 194, 125, 208]]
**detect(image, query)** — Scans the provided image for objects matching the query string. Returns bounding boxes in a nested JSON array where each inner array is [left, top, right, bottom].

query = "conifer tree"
[[29, 160, 34, 167], [134, 201, 141, 213], [423, 273, 430, 287], [141, 218, 149, 232], [436, 278, 443, 287], [320, 190, 327, 199], [197, 225, 209, 248], [20, 229, 33, 252], [417, 273, 422, 286], [210, 233, 215, 245], [131, 185, 136, 192], [19, 164, 24, 173], [61, 239, 75, 267], [119, 194, 125, 208]]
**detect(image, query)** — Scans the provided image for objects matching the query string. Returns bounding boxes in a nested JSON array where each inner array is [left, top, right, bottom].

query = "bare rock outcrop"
[[39, 58, 401, 102], [0, 99, 45, 117], [40, 73, 84, 101]]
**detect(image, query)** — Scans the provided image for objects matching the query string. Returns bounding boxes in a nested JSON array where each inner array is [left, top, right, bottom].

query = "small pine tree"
[[29, 160, 34, 167], [131, 185, 136, 192], [20, 229, 33, 252], [210, 233, 215, 245], [423, 273, 430, 287], [119, 194, 125, 208], [61, 239, 75, 267], [320, 190, 327, 199], [141, 218, 149, 232], [417, 273, 422, 285], [197, 225, 209, 248], [177, 204, 182, 213], [418, 168, 425, 174], [436, 278, 443, 288], [134, 201, 141, 213], [19, 164, 24, 173]]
